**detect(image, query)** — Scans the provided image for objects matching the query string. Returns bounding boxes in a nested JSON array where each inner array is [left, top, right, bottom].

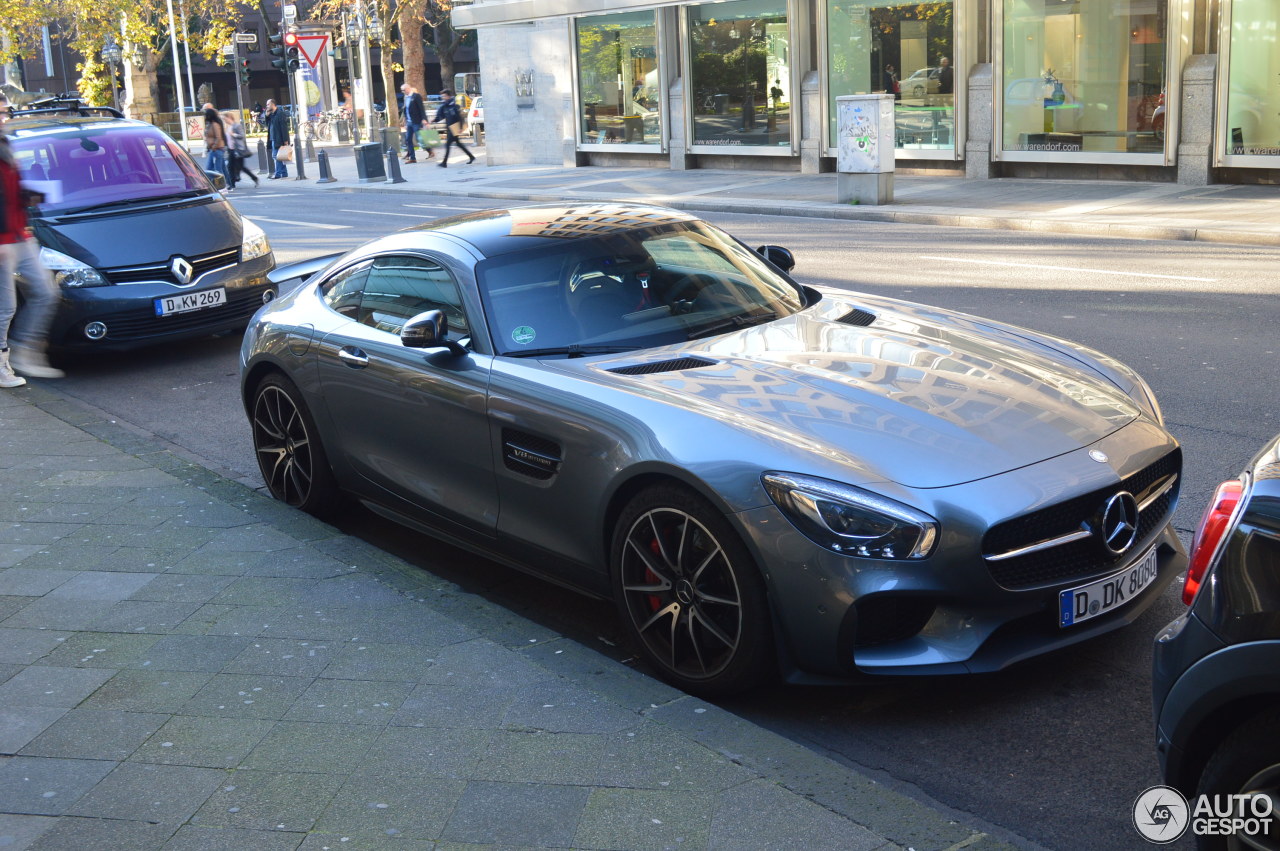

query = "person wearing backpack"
[[433, 89, 475, 169]]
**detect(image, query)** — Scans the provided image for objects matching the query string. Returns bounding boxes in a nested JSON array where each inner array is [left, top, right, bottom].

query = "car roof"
[[4, 113, 156, 139], [405, 202, 701, 259]]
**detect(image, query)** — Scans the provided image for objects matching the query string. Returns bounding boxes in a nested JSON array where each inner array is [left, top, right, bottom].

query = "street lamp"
[[101, 37, 122, 112], [347, 3, 378, 143]]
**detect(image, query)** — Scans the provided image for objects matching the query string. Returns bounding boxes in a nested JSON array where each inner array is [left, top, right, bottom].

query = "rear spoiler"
[[268, 252, 344, 288]]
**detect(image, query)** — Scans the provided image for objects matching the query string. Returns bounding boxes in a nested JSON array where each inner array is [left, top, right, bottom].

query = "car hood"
[[562, 291, 1143, 489], [32, 195, 241, 268]]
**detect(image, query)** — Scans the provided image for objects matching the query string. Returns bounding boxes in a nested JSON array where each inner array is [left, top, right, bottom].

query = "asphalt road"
[[46, 189, 1280, 850]]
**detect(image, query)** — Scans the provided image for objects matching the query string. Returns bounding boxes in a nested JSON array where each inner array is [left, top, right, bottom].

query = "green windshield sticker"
[[511, 325, 536, 345]]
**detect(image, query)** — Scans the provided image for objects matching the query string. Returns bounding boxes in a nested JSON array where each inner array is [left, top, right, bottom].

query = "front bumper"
[[733, 423, 1186, 681], [49, 253, 276, 351]]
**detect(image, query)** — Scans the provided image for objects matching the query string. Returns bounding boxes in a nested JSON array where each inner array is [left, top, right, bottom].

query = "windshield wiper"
[[503, 344, 639, 359], [51, 190, 208, 216], [686, 308, 777, 341]]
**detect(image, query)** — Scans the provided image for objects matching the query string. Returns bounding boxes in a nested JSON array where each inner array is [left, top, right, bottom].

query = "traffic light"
[[283, 31, 301, 72], [239, 58, 252, 86], [269, 32, 287, 73]]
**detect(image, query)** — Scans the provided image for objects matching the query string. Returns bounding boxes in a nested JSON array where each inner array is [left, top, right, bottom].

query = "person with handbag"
[[433, 89, 475, 169], [223, 111, 259, 191], [202, 106, 230, 187], [400, 84, 433, 163], [264, 100, 290, 179]]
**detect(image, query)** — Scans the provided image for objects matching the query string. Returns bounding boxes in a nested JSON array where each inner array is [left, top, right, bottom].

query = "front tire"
[[611, 484, 775, 696], [250, 373, 342, 518], [1195, 708, 1280, 851]]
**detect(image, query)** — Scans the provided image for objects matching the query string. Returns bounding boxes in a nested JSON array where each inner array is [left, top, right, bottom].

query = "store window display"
[[576, 11, 662, 147]]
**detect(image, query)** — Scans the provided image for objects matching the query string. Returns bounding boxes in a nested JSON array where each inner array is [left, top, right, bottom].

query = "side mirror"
[[205, 170, 227, 191], [756, 245, 795, 273], [402, 309, 466, 355]]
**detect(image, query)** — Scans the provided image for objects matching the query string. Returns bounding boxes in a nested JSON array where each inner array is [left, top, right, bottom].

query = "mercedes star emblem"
[[1098, 491, 1140, 555]]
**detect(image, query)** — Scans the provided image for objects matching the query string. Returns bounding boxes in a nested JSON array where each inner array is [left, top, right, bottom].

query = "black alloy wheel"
[[612, 484, 774, 696], [1197, 708, 1280, 851], [251, 374, 341, 517]]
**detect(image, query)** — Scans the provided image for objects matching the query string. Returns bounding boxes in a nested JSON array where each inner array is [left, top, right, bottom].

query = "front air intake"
[[838, 308, 878, 327], [607, 357, 717, 376]]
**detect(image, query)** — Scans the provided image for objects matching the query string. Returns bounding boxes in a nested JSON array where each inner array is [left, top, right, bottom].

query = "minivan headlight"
[[763, 473, 938, 560], [241, 217, 271, 262], [40, 248, 109, 288]]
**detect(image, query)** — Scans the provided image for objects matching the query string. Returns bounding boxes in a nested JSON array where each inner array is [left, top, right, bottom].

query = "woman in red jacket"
[[0, 93, 63, 386]]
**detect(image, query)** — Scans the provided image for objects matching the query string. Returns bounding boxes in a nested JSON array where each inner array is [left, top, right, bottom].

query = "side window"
[[320, 264, 371, 319], [358, 255, 470, 339]]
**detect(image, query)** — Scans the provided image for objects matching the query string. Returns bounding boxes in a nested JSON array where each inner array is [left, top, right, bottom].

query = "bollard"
[[293, 130, 308, 180], [304, 137, 316, 163], [384, 146, 407, 184], [315, 150, 337, 184], [257, 139, 270, 174]]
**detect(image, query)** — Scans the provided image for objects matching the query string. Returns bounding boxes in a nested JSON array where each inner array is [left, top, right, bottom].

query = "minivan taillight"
[[1183, 479, 1244, 605]]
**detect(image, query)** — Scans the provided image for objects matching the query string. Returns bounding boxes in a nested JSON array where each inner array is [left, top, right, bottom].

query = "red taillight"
[[1183, 479, 1244, 605]]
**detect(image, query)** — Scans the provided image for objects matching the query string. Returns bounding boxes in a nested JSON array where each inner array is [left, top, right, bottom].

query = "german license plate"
[[1059, 546, 1159, 627], [155, 287, 225, 316]]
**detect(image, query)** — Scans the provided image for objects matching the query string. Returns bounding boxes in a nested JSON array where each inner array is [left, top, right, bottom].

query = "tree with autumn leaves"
[[0, 0, 467, 124]]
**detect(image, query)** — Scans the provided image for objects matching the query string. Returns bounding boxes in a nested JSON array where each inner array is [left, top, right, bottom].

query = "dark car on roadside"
[[7, 98, 276, 351], [1152, 432, 1280, 847]]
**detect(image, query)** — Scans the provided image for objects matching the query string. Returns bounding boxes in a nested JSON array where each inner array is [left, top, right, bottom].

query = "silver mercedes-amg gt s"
[[240, 203, 1185, 695]]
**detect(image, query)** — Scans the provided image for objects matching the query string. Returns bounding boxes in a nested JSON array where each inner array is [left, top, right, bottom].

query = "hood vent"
[[608, 357, 717, 376], [838, 308, 878, 327]]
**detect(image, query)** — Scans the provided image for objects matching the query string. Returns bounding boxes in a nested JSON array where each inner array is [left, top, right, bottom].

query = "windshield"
[[477, 219, 806, 357], [11, 125, 212, 213]]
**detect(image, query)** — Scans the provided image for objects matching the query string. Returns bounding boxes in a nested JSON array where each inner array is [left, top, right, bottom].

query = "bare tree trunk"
[[123, 45, 161, 121], [399, 0, 427, 92], [380, 47, 399, 128]]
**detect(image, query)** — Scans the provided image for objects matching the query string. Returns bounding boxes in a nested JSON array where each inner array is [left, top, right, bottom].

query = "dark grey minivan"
[[7, 100, 275, 350]]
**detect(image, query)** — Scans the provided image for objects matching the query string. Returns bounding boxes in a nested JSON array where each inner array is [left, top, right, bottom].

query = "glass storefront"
[[1000, 0, 1168, 158], [826, 0, 957, 156], [575, 11, 661, 147], [1220, 0, 1280, 164], [686, 0, 791, 149]]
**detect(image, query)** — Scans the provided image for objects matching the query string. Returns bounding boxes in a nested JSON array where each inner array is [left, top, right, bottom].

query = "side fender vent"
[[503, 429, 562, 480], [608, 357, 717, 376], [838, 308, 878, 327]]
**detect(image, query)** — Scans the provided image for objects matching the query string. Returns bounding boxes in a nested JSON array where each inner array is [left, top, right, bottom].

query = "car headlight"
[[763, 473, 938, 559], [241, 217, 271, 262], [40, 247, 109, 288]]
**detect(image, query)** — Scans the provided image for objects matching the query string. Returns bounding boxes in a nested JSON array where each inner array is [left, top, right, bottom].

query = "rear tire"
[[1195, 707, 1280, 851], [611, 483, 775, 696], [250, 373, 343, 519]]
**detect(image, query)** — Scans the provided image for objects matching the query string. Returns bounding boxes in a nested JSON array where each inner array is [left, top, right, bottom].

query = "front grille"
[[64, 284, 269, 344], [608, 357, 716, 376], [102, 247, 240, 286], [983, 448, 1181, 590]]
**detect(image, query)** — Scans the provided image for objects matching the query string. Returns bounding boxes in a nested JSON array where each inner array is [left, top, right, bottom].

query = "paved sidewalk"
[[257, 140, 1280, 247], [0, 385, 1023, 850]]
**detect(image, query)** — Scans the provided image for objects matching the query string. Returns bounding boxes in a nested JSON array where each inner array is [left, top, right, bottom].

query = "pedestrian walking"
[[264, 100, 290, 179], [400, 84, 433, 163], [433, 89, 475, 169], [0, 94, 62, 384], [202, 106, 230, 188], [223, 111, 259, 190]]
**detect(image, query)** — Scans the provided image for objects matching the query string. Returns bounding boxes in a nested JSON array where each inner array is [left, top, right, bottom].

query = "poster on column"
[[297, 63, 326, 123]]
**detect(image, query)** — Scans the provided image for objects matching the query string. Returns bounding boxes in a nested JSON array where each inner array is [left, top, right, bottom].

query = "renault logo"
[[1098, 491, 1139, 555], [170, 256, 194, 285]]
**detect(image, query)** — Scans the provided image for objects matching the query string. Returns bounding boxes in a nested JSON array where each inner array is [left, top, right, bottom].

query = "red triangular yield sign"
[[295, 34, 329, 69]]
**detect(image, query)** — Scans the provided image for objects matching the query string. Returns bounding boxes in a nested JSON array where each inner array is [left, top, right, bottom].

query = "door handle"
[[337, 347, 369, 368]]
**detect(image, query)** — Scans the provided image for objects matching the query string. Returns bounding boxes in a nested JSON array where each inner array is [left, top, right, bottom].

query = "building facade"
[[454, 0, 1279, 184]]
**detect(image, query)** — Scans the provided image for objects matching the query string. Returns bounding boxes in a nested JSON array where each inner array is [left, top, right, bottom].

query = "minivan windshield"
[[477, 220, 806, 357], [10, 124, 212, 214]]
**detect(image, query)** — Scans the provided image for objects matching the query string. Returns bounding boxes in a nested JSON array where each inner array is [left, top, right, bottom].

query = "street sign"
[[235, 32, 258, 44], [295, 34, 329, 69], [283, 4, 297, 24], [221, 45, 235, 55]]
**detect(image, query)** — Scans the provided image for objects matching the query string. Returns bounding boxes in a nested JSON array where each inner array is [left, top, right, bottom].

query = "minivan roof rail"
[[10, 95, 124, 119]]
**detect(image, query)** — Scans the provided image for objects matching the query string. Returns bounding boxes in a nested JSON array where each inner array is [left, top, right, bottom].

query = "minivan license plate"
[[1059, 546, 1159, 627], [155, 288, 225, 316]]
